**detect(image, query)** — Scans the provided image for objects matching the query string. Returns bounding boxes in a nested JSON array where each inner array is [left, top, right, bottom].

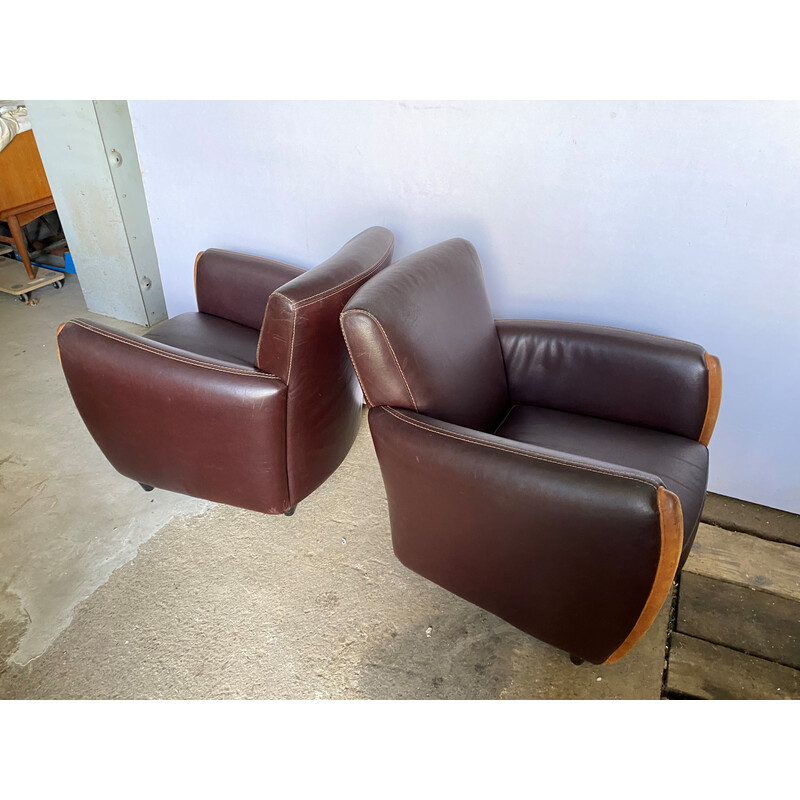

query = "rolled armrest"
[[57, 319, 290, 513], [369, 405, 683, 663], [496, 319, 721, 442], [195, 248, 305, 330]]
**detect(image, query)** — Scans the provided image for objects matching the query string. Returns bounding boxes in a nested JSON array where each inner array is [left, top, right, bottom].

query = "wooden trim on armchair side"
[[698, 353, 722, 446], [56, 322, 66, 365], [604, 486, 684, 665], [193, 251, 204, 298]]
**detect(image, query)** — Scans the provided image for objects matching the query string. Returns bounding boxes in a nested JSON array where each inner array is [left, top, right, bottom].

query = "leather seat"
[[144, 312, 260, 368], [57, 226, 394, 515], [341, 237, 721, 664]]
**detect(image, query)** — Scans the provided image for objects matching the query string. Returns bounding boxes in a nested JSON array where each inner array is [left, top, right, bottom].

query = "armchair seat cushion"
[[495, 405, 708, 561], [144, 312, 259, 369]]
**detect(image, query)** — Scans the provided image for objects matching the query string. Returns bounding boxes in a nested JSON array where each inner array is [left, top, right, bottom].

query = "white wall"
[[129, 101, 800, 513]]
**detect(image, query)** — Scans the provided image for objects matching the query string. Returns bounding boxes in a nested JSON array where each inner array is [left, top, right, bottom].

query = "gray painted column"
[[25, 100, 167, 326]]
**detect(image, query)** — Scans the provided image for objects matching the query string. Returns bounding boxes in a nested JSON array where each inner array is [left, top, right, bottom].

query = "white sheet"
[[0, 104, 32, 154]]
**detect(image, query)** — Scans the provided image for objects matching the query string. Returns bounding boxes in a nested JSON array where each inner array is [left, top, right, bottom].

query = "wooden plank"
[[702, 492, 800, 547], [666, 633, 800, 699], [677, 572, 800, 669], [683, 523, 800, 603]]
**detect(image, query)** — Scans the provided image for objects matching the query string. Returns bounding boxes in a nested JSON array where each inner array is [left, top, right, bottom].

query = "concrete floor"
[[1, 277, 671, 699]]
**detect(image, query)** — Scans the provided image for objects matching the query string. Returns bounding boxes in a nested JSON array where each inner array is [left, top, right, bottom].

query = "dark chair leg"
[[139, 482, 154, 492], [570, 654, 585, 666], [284, 505, 296, 517]]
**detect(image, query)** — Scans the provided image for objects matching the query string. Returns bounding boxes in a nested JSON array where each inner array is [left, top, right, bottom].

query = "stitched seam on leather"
[[383, 407, 660, 489], [294, 244, 392, 308], [70, 321, 280, 380], [284, 308, 298, 384], [255, 304, 269, 371], [255, 293, 292, 373], [342, 310, 417, 412], [276, 242, 393, 310], [340, 316, 374, 407], [266, 241, 392, 384], [256, 292, 294, 374]]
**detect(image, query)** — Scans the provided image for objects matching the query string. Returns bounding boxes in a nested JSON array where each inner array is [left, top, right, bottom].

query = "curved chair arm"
[[57, 319, 291, 514], [368, 405, 683, 664], [496, 319, 722, 443], [195, 248, 305, 331]]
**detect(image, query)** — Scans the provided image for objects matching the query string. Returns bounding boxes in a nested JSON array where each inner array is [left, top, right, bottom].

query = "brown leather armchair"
[[57, 226, 394, 515], [341, 238, 721, 664]]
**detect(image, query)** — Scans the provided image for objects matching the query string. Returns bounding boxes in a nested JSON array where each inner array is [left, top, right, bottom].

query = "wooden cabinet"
[[0, 129, 56, 279]]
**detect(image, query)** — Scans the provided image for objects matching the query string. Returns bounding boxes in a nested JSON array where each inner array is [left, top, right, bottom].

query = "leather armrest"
[[369, 405, 683, 664], [195, 248, 305, 330], [57, 319, 291, 513], [496, 319, 721, 443]]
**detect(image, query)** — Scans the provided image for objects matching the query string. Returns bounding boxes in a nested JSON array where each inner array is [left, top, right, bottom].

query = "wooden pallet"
[[665, 520, 800, 699], [0, 255, 64, 303]]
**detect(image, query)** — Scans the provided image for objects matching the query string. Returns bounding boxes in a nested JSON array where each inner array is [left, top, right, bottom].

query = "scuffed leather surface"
[[258, 226, 395, 505], [496, 319, 710, 440], [58, 319, 289, 513], [196, 248, 305, 330], [496, 405, 708, 568], [342, 238, 508, 432], [144, 312, 259, 368], [369, 405, 665, 664]]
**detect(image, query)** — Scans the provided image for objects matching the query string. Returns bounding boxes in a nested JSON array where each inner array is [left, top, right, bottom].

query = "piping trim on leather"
[[255, 301, 272, 372], [253, 261, 308, 371], [261, 240, 393, 384], [67, 321, 281, 380], [287, 241, 393, 309], [342, 310, 418, 412], [382, 406, 660, 489], [284, 308, 298, 384], [340, 316, 374, 407]]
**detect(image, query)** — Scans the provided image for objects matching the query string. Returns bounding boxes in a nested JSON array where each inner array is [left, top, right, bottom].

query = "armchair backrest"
[[341, 238, 508, 432], [258, 226, 395, 503]]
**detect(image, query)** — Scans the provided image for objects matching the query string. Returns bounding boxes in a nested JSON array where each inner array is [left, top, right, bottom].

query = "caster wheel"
[[18, 293, 29, 303], [53, 279, 64, 290]]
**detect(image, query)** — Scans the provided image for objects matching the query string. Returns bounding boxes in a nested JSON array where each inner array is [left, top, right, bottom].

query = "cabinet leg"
[[7, 214, 36, 280]]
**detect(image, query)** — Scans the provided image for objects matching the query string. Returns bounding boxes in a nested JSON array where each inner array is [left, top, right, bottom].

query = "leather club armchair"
[[341, 238, 721, 664], [57, 226, 394, 515]]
